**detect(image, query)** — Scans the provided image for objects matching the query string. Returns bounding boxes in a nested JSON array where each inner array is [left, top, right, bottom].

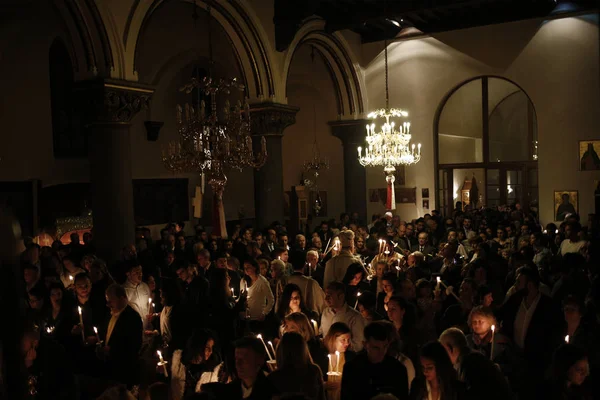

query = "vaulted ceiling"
[[274, 0, 598, 51]]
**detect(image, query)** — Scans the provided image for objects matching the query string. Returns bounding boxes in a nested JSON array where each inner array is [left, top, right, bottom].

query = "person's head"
[[355, 236, 365, 250], [515, 266, 540, 295], [563, 295, 585, 326], [357, 290, 377, 320], [375, 261, 388, 278], [160, 279, 182, 307], [439, 328, 469, 365], [283, 312, 314, 342], [468, 306, 497, 336], [145, 382, 170, 400], [441, 242, 458, 259], [420, 341, 457, 388], [267, 229, 277, 243], [320, 221, 329, 232], [338, 230, 355, 251], [125, 261, 143, 285], [270, 259, 285, 279], [551, 344, 589, 387], [381, 273, 396, 294], [182, 329, 219, 366], [49, 283, 64, 305], [227, 256, 240, 272], [211, 268, 231, 297], [398, 279, 416, 301], [278, 283, 305, 317], [311, 236, 322, 250], [197, 249, 211, 267], [105, 283, 128, 314], [243, 259, 260, 278], [520, 223, 530, 236], [343, 263, 365, 287], [273, 248, 289, 263], [476, 285, 493, 307], [325, 281, 346, 309], [276, 331, 312, 371], [21, 322, 40, 360], [363, 322, 391, 364], [278, 233, 289, 247], [417, 232, 429, 247], [175, 262, 191, 282], [463, 218, 472, 229], [564, 221, 581, 240], [62, 255, 77, 273], [23, 264, 39, 285], [234, 337, 267, 382], [28, 286, 45, 310], [386, 296, 407, 325], [74, 273, 91, 299], [306, 250, 319, 267], [295, 234, 306, 249], [324, 322, 351, 353], [241, 228, 252, 242], [257, 258, 270, 277]]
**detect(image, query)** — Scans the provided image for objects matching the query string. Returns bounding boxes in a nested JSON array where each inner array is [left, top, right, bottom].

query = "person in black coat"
[[410, 232, 437, 259], [341, 321, 409, 400], [98, 283, 143, 388], [499, 267, 564, 395]]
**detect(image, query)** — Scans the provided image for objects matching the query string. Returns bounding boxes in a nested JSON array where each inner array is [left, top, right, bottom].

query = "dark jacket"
[[409, 376, 465, 400], [341, 353, 409, 400], [27, 338, 76, 400], [206, 372, 276, 400], [103, 305, 143, 386]]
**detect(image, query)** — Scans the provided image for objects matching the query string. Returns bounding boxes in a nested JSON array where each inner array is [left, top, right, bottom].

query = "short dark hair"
[[388, 295, 407, 310], [124, 259, 141, 273], [326, 281, 345, 294], [516, 266, 540, 287], [234, 336, 266, 359], [106, 283, 127, 299], [364, 321, 390, 342]]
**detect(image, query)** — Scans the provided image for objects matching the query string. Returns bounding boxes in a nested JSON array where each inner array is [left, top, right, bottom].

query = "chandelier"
[[357, 36, 421, 210], [161, 3, 267, 237]]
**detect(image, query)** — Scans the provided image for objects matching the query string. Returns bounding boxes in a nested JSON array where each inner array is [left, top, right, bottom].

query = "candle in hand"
[[311, 319, 319, 336], [268, 341, 276, 359], [565, 335, 569, 344], [157, 350, 169, 377], [257, 334, 274, 361], [93, 326, 100, 343], [77, 306, 85, 341], [490, 325, 496, 360], [354, 292, 362, 309], [328, 354, 333, 373], [335, 351, 340, 373], [157, 350, 164, 363]]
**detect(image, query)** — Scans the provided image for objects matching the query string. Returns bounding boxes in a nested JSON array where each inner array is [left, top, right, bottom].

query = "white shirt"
[[321, 304, 366, 351], [160, 306, 173, 344], [123, 280, 151, 323], [559, 239, 586, 256], [513, 293, 541, 349], [246, 275, 275, 320], [324, 251, 361, 289], [285, 273, 326, 314]]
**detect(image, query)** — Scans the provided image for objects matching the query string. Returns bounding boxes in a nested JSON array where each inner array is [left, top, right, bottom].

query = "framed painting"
[[554, 190, 578, 221], [579, 140, 600, 171]]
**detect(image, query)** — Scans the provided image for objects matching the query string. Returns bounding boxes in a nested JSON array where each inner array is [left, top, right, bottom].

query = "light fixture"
[[161, 3, 267, 237], [358, 36, 421, 210], [388, 18, 401, 27]]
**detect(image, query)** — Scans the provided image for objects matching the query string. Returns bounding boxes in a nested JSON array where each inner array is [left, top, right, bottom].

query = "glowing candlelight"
[[490, 325, 496, 360], [157, 350, 168, 377], [436, 276, 441, 290], [157, 350, 164, 363], [77, 306, 85, 342], [257, 334, 274, 361], [565, 335, 569, 344], [311, 319, 318, 336], [328, 354, 333, 373], [396, 265, 400, 278], [335, 350, 340, 373], [354, 292, 362, 309], [268, 341, 276, 359]]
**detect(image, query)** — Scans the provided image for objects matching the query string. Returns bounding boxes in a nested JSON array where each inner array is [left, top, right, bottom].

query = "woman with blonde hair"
[[321, 322, 356, 400], [268, 332, 326, 400]]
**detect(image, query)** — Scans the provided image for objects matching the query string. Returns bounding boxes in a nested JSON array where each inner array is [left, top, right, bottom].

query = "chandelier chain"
[[385, 38, 389, 110]]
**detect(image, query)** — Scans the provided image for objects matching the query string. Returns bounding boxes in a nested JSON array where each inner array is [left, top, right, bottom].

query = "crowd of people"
[[18, 203, 599, 400]]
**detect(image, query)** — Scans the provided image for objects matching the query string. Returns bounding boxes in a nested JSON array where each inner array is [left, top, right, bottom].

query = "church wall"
[[285, 45, 346, 226], [364, 14, 599, 225]]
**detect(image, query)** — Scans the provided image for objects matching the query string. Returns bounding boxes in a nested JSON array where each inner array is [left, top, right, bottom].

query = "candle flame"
[[69, 275, 73, 281], [257, 334, 263, 339], [396, 266, 400, 271], [268, 341, 273, 345], [78, 306, 82, 315], [149, 298, 152, 304], [94, 326, 98, 333], [335, 350, 340, 356], [311, 319, 317, 324], [436, 276, 441, 283], [491, 325, 495, 332], [565, 335, 569, 343], [357, 292, 362, 297]]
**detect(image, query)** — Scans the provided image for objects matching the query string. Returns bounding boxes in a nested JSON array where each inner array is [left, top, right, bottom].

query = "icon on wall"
[[554, 190, 578, 222], [422, 188, 429, 198], [580, 140, 600, 171], [423, 199, 429, 209]]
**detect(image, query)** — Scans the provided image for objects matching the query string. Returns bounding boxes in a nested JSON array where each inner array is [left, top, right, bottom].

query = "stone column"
[[250, 103, 299, 229], [76, 79, 153, 262], [330, 119, 369, 224]]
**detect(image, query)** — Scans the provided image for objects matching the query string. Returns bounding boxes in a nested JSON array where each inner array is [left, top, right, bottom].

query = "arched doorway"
[[434, 77, 538, 216]]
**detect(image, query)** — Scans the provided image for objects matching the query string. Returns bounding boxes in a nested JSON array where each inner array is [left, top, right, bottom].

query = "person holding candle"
[[170, 329, 224, 400], [322, 322, 356, 400], [387, 296, 421, 371], [59, 255, 85, 289], [439, 327, 511, 400], [323, 230, 360, 289], [43, 283, 72, 346], [540, 344, 592, 400], [244, 258, 275, 333], [99, 283, 143, 388], [408, 341, 464, 400], [306, 250, 325, 288], [321, 281, 366, 352], [122, 262, 151, 325], [376, 273, 397, 316], [282, 312, 328, 379], [286, 258, 326, 315], [341, 321, 409, 400], [356, 291, 384, 323], [269, 332, 326, 400], [342, 263, 369, 309], [276, 283, 318, 326]]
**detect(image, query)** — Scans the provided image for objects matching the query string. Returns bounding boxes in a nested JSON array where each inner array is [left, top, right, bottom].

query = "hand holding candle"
[[490, 325, 496, 360], [311, 319, 319, 336], [157, 350, 169, 377], [257, 334, 274, 361], [354, 292, 362, 309], [268, 341, 276, 359], [77, 306, 85, 342], [93, 326, 101, 344]]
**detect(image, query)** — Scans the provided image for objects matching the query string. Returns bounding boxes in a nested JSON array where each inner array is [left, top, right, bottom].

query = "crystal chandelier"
[[161, 3, 267, 237], [357, 36, 421, 210]]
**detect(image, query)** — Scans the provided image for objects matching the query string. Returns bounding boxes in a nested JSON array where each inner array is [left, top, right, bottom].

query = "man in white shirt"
[[324, 230, 361, 289], [122, 262, 151, 324], [286, 260, 325, 314], [321, 281, 366, 351], [559, 221, 586, 256]]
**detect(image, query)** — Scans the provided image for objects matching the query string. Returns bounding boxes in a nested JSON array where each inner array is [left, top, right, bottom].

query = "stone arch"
[[124, 0, 276, 100], [283, 18, 365, 119]]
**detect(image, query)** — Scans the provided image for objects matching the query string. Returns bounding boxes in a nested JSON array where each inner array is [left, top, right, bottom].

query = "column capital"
[[329, 119, 370, 145], [75, 79, 154, 124], [250, 102, 299, 136]]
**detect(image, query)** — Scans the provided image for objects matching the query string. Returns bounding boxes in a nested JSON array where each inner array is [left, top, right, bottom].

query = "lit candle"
[[335, 350, 340, 373], [328, 354, 333, 373], [311, 319, 318, 336], [268, 341, 276, 359], [148, 298, 153, 314], [324, 238, 331, 254], [257, 334, 274, 361], [93, 326, 101, 343], [157, 350, 164, 363], [565, 335, 569, 344], [490, 325, 496, 360], [354, 292, 362, 309], [436, 276, 441, 290], [69, 275, 74, 285], [396, 265, 400, 278], [307, 263, 312, 277], [231, 287, 235, 298], [77, 306, 85, 342], [157, 350, 169, 377]]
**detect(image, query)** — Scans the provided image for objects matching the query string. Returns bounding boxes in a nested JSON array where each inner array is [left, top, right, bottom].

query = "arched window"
[[49, 39, 85, 157], [435, 77, 538, 216]]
